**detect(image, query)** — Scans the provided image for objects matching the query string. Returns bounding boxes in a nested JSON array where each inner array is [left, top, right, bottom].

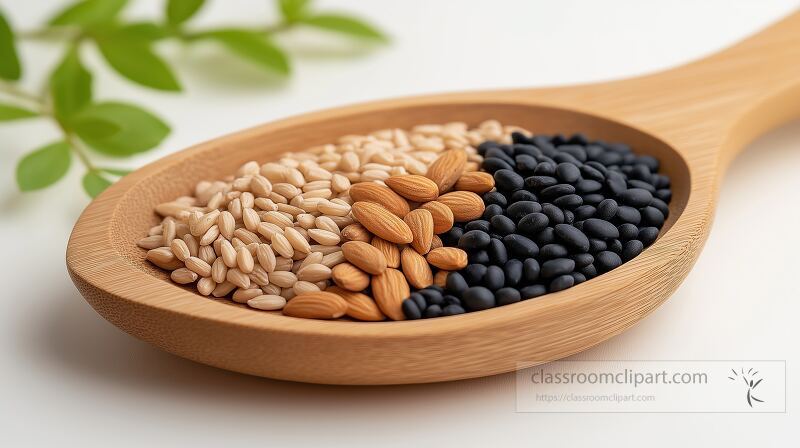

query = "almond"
[[371, 268, 409, 321], [282, 291, 348, 319], [400, 247, 433, 289], [341, 241, 387, 275], [419, 201, 454, 234], [384, 175, 439, 202], [403, 209, 434, 254], [327, 286, 385, 321], [426, 247, 468, 270], [341, 223, 372, 243], [349, 182, 410, 217], [426, 149, 467, 194], [433, 270, 450, 288], [430, 234, 443, 249], [331, 262, 370, 291], [437, 191, 485, 221], [371, 236, 400, 268], [351, 201, 413, 244], [454, 171, 495, 194]]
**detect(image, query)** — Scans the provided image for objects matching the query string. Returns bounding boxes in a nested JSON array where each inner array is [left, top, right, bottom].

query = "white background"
[[1, 0, 798, 446]]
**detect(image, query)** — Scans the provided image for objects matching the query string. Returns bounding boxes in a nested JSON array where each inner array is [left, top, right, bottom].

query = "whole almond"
[[430, 234, 443, 250], [384, 175, 439, 202], [349, 182, 410, 217], [403, 209, 434, 254], [341, 223, 372, 243], [454, 171, 495, 193], [426, 247, 468, 270], [426, 149, 467, 194], [433, 270, 450, 288], [351, 201, 413, 244], [341, 241, 387, 275], [327, 286, 385, 321], [331, 262, 370, 291], [371, 268, 409, 321], [437, 191, 485, 221], [282, 291, 348, 319], [419, 201, 454, 234], [400, 247, 433, 289], [370, 236, 400, 268]]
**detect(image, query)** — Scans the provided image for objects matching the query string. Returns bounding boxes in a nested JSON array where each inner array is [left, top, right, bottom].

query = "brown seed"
[[341, 241, 387, 275], [348, 182, 410, 217], [307, 228, 340, 246], [430, 234, 443, 250], [170, 267, 198, 284], [247, 295, 286, 311], [226, 268, 251, 289], [351, 201, 413, 244], [341, 223, 372, 243], [384, 175, 439, 202], [400, 247, 433, 289], [454, 171, 495, 194], [282, 291, 348, 319], [232, 287, 263, 303], [269, 271, 297, 288], [170, 238, 191, 261], [147, 247, 182, 270], [327, 286, 385, 321], [256, 243, 276, 272], [403, 209, 434, 254], [331, 263, 370, 291], [433, 270, 450, 288], [371, 268, 409, 321], [370, 236, 400, 268], [419, 201, 454, 234], [185, 256, 212, 277], [296, 263, 332, 282], [136, 235, 164, 250], [426, 247, 468, 270], [197, 277, 216, 296], [437, 191, 485, 221], [426, 148, 467, 194]]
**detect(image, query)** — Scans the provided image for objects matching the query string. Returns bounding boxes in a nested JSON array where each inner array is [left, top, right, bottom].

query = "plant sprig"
[[1, 0, 386, 198]]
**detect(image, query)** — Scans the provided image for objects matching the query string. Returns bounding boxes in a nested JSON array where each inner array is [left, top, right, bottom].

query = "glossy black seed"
[[553, 194, 583, 209], [477, 141, 500, 156], [559, 144, 588, 161], [504, 259, 523, 286], [495, 287, 521, 306], [542, 204, 565, 224], [483, 266, 505, 291], [553, 152, 582, 166], [576, 179, 602, 194], [535, 227, 556, 245], [597, 151, 623, 166], [523, 258, 541, 282], [541, 183, 575, 199], [595, 251, 622, 272], [482, 157, 513, 173], [462, 286, 495, 311], [618, 223, 639, 241], [541, 258, 576, 279], [482, 204, 503, 220], [442, 304, 466, 316], [515, 154, 538, 172], [514, 144, 542, 158], [490, 215, 516, 235], [486, 147, 515, 165], [428, 284, 444, 293], [540, 243, 569, 259], [482, 191, 507, 208], [420, 289, 444, 306], [511, 132, 533, 145], [640, 206, 665, 228], [533, 161, 557, 176], [510, 190, 538, 203], [410, 293, 426, 310], [445, 272, 468, 295], [638, 227, 659, 246], [609, 238, 623, 253], [525, 175, 558, 190], [507, 201, 542, 220], [517, 213, 549, 236], [573, 205, 596, 221], [424, 304, 443, 318], [503, 234, 539, 257], [583, 218, 620, 239], [468, 250, 490, 264], [622, 239, 644, 261], [520, 284, 547, 299], [462, 264, 488, 285], [549, 274, 575, 292], [443, 295, 461, 306], [556, 162, 581, 183], [615, 206, 641, 225], [628, 179, 656, 192], [571, 253, 594, 268], [464, 220, 490, 233], [459, 230, 491, 249], [440, 227, 463, 246], [580, 164, 605, 181], [553, 224, 590, 252], [488, 238, 509, 264], [495, 169, 524, 191], [619, 188, 653, 207], [402, 299, 422, 319], [589, 238, 607, 252]]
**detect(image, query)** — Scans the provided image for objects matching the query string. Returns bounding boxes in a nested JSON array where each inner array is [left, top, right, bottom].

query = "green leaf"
[[279, 0, 311, 22], [82, 170, 112, 197], [50, 46, 92, 121], [99, 167, 132, 176], [0, 102, 38, 121], [72, 101, 169, 156], [16, 141, 72, 191], [300, 13, 387, 41], [114, 22, 169, 41], [167, 0, 206, 26], [0, 10, 21, 80], [49, 0, 128, 27], [203, 30, 290, 75], [97, 36, 181, 91]]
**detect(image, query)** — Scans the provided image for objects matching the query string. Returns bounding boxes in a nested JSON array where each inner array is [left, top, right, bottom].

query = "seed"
[[247, 295, 286, 311], [185, 256, 212, 277], [331, 263, 370, 291], [137, 235, 164, 250], [307, 228, 340, 246], [171, 268, 198, 284], [236, 246, 255, 273], [297, 263, 332, 282], [341, 223, 371, 243], [284, 227, 310, 254], [269, 271, 298, 288], [271, 233, 294, 258], [232, 287, 263, 303], [170, 238, 191, 261], [293, 281, 321, 295], [226, 268, 251, 289], [314, 216, 340, 235]]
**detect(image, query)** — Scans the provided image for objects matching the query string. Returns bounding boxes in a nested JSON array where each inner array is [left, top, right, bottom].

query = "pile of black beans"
[[401, 132, 672, 319]]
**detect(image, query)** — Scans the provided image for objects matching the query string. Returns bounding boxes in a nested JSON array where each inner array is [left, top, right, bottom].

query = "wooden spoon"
[[67, 12, 800, 384]]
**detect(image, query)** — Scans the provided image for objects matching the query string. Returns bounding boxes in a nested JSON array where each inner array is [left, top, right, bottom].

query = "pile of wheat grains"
[[138, 120, 517, 320]]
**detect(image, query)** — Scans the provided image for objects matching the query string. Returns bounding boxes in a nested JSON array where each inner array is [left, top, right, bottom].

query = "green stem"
[[0, 82, 45, 110]]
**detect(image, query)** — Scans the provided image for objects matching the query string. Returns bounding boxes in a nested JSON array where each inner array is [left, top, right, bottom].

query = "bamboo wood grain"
[[67, 12, 800, 384]]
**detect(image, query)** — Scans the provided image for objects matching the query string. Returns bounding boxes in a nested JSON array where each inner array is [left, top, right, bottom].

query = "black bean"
[[486, 147, 515, 165], [589, 238, 607, 252], [541, 258, 576, 279], [597, 151, 623, 166], [576, 179, 602, 194], [628, 179, 656, 192], [571, 272, 587, 284], [488, 238, 509, 264], [580, 164, 605, 181], [535, 226, 556, 245], [549, 274, 575, 292], [541, 183, 575, 199], [402, 299, 422, 319], [542, 204, 565, 224], [459, 230, 491, 250], [495, 169, 524, 191], [445, 272, 468, 295], [420, 289, 444, 306], [522, 258, 541, 282], [636, 155, 659, 171], [571, 252, 594, 268], [533, 161, 556, 176], [520, 284, 547, 299], [490, 215, 516, 235], [462, 286, 495, 311], [507, 201, 542, 220], [556, 162, 581, 183], [655, 189, 672, 202], [503, 234, 539, 258], [615, 206, 641, 225], [517, 212, 549, 236], [638, 226, 659, 246], [606, 171, 627, 195], [560, 144, 588, 161], [581, 264, 598, 278], [482, 157, 513, 173], [424, 304, 443, 318], [464, 220, 490, 233], [477, 140, 500, 156], [553, 152, 582, 166], [440, 227, 463, 246], [582, 218, 620, 239], [650, 197, 670, 218], [573, 205, 596, 221], [582, 194, 605, 206], [540, 243, 569, 259], [468, 250, 490, 264], [482, 191, 507, 208], [609, 239, 623, 253], [640, 206, 665, 228], [622, 239, 644, 261], [553, 194, 582, 209], [630, 164, 652, 182], [482, 204, 504, 220], [504, 259, 523, 286], [525, 175, 558, 190], [515, 154, 538, 172], [619, 188, 653, 207], [553, 224, 590, 252], [443, 295, 461, 306], [462, 264, 487, 285], [510, 190, 538, 203], [595, 251, 622, 272], [410, 293, 426, 310], [442, 304, 466, 316], [514, 144, 541, 158], [496, 287, 521, 306], [595, 199, 618, 220], [511, 132, 532, 145], [483, 266, 505, 291]]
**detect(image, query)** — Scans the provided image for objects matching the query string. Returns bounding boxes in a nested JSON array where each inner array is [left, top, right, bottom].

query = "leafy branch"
[[1, 0, 386, 197]]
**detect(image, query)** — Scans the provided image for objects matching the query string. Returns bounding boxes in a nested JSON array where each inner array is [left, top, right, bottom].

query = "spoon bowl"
[[68, 12, 800, 384]]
